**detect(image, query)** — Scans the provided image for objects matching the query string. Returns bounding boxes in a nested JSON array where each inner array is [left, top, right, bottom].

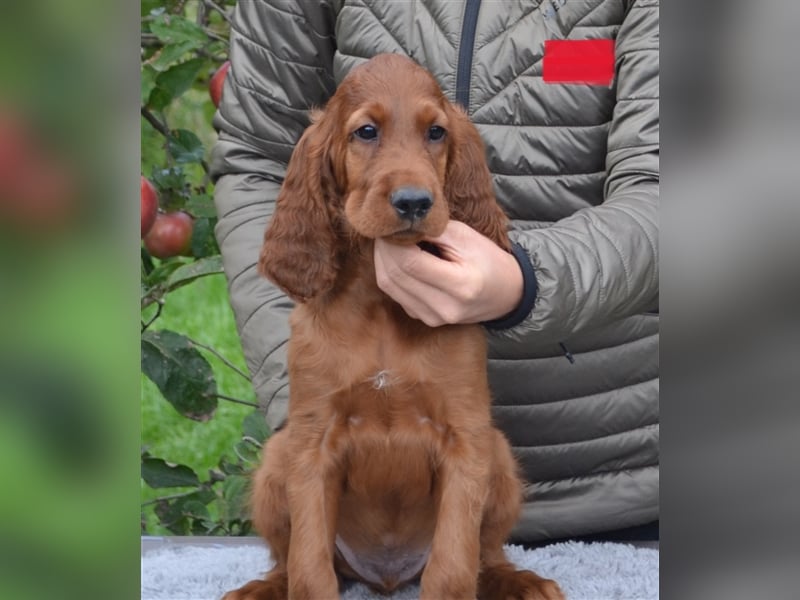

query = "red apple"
[[209, 61, 231, 108], [141, 175, 158, 238], [144, 211, 194, 258]]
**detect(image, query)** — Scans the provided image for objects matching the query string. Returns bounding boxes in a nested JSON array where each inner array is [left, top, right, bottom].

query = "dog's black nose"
[[390, 187, 433, 221]]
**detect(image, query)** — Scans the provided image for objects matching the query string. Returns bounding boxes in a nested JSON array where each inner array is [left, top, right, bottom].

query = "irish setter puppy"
[[223, 54, 563, 600]]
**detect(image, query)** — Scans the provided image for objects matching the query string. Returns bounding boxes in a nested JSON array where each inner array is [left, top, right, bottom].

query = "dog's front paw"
[[221, 575, 287, 600], [479, 566, 564, 600]]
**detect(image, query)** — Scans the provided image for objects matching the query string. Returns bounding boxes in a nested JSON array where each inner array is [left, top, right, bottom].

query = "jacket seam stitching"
[[228, 80, 314, 140], [474, 3, 542, 51], [573, 0, 616, 30], [489, 326, 658, 366], [525, 460, 660, 484], [474, 121, 610, 129], [215, 115, 292, 157], [617, 47, 659, 63], [347, 3, 408, 53], [254, 0, 311, 21], [511, 422, 659, 452], [610, 200, 658, 291], [493, 372, 658, 408], [214, 120, 298, 173], [541, 233, 581, 331], [491, 169, 606, 178], [628, 2, 659, 11], [415, 0, 455, 50], [218, 212, 267, 250], [230, 22, 335, 70], [471, 61, 543, 117], [262, 381, 289, 416], [554, 226, 607, 306], [215, 191, 280, 221], [238, 298, 288, 345], [607, 144, 658, 156], [591, 216, 633, 298], [616, 96, 659, 103], [251, 336, 290, 378], [226, 260, 258, 290]]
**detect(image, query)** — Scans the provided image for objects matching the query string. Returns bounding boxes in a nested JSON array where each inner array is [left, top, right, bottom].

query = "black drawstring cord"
[[559, 342, 575, 364]]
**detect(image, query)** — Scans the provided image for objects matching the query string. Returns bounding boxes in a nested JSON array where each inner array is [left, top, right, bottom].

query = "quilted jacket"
[[211, 0, 659, 542]]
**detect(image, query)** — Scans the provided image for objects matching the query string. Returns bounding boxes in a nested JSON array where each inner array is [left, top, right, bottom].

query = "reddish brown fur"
[[223, 54, 563, 600]]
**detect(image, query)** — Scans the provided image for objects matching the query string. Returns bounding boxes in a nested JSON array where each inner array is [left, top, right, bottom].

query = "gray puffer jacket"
[[211, 0, 659, 542]]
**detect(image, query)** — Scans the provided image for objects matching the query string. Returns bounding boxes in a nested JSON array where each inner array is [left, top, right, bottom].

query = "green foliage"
[[141, 329, 218, 421], [140, 0, 264, 537], [142, 454, 201, 488]]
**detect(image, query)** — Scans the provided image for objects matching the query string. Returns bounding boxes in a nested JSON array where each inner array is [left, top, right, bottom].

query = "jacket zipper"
[[455, 0, 481, 109], [559, 342, 575, 364]]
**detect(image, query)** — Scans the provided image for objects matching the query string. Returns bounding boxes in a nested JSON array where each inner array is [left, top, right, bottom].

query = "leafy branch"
[[141, 105, 171, 138], [141, 0, 261, 538], [202, 0, 232, 24]]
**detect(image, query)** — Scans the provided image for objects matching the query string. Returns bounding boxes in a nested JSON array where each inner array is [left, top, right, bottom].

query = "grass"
[[141, 272, 256, 535]]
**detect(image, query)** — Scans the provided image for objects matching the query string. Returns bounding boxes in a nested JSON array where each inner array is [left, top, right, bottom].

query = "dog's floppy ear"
[[444, 104, 510, 252], [259, 111, 343, 302]]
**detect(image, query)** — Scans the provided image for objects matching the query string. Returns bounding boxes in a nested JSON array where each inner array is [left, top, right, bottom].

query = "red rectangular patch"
[[543, 39, 615, 85]]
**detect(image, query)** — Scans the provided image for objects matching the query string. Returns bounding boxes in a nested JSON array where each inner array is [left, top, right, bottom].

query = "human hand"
[[374, 220, 523, 327]]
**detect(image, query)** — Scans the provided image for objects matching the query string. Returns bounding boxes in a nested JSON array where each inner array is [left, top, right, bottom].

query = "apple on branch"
[[209, 61, 230, 108], [141, 175, 158, 238], [144, 211, 194, 259]]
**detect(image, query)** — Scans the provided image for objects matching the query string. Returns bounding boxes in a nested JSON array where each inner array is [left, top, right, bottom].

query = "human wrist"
[[482, 242, 538, 330]]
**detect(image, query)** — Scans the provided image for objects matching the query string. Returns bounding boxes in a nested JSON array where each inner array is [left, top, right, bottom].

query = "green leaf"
[[185, 193, 217, 218], [147, 41, 203, 72], [141, 0, 161, 16], [190, 217, 219, 258], [182, 500, 211, 521], [167, 129, 205, 164], [155, 500, 190, 535], [142, 0, 182, 17], [154, 488, 216, 534], [150, 15, 208, 48], [164, 255, 223, 291], [141, 456, 199, 488], [234, 438, 262, 467], [143, 257, 187, 290], [150, 58, 206, 110], [218, 456, 246, 476], [151, 165, 186, 191], [242, 410, 271, 444], [141, 246, 155, 275], [141, 65, 158, 107], [221, 475, 251, 522], [141, 329, 218, 420], [147, 86, 173, 112]]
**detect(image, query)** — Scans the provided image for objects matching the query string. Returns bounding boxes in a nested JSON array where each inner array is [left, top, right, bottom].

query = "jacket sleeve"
[[210, 0, 337, 429], [490, 0, 659, 349]]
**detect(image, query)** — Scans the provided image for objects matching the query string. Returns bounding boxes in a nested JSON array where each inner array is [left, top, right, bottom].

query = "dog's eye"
[[427, 125, 446, 142], [353, 125, 378, 141]]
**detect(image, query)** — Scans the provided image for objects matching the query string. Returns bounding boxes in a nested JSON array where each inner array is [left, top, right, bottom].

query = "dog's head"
[[259, 54, 509, 302]]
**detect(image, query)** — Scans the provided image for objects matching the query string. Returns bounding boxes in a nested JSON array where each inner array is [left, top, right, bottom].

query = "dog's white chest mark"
[[370, 369, 392, 390]]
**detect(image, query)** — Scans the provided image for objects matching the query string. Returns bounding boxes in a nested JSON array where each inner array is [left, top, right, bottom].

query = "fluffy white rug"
[[141, 540, 658, 600]]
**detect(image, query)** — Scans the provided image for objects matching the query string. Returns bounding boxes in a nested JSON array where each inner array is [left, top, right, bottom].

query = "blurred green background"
[[0, 0, 142, 598], [0, 0, 247, 598]]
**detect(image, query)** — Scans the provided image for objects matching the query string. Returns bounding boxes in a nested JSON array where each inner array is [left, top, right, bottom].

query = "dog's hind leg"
[[222, 429, 291, 600], [477, 430, 564, 600]]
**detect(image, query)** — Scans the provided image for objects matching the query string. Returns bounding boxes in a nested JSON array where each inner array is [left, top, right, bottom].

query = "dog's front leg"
[[420, 433, 491, 600], [285, 447, 341, 600]]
